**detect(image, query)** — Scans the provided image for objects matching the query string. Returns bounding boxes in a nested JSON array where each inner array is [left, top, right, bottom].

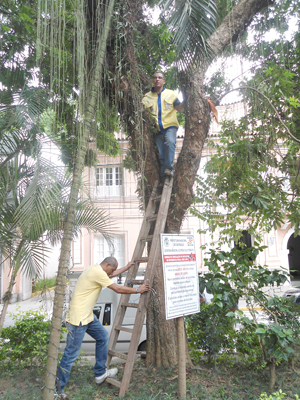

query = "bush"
[[235, 319, 264, 367], [259, 390, 299, 399], [0, 308, 65, 369], [185, 303, 237, 364], [32, 276, 56, 293]]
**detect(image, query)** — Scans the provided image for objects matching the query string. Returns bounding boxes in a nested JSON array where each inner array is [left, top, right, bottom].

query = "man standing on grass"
[[142, 71, 185, 182], [55, 257, 150, 399]]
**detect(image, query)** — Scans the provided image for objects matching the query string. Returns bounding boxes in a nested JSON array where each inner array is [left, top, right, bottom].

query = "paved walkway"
[[2, 290, 55, 328]]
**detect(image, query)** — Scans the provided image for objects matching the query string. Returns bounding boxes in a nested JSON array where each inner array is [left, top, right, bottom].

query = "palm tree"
[[0, 90, 113, 333], [40, 0, 117, 397]]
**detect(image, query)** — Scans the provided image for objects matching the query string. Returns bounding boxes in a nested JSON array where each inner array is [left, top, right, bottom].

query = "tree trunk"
[[110, 0, 274, 369], [0, 264, 18, 333], [43, 1, 115, 398], [145, 0, 274, 368], [269, 360, 276, 390]]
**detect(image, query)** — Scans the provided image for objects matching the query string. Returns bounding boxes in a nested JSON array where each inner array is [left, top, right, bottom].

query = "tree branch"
[[220, 86, 300, 144], [208, 0, 275, 55]]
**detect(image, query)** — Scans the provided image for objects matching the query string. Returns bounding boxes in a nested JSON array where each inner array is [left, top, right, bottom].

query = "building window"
[[95, 166, 123, 197], [234, 230, 252, 250], [94, 234, 125, 269]]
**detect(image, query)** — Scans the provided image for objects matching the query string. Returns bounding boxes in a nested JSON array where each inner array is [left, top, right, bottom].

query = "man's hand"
[[125, 261, 135, 270], [108, 282, 151, 294], [109, 261, 135, 278], [138, 283, 151, 293]]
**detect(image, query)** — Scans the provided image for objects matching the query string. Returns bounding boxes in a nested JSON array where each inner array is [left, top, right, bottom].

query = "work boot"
[[163, 169, 172, 181]]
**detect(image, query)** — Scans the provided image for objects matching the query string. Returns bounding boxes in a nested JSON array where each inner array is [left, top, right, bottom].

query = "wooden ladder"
[[106, 177, 173, 396]]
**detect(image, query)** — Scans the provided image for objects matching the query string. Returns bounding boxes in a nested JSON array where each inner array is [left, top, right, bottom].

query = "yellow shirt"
[[66, 264, 113, 326], [142, 88, 179, 132]]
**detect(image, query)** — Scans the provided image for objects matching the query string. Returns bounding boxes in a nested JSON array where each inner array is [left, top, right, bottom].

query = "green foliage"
[[201, 245, 289, 309], [235, 322, 264, 367], [186, 303, 237, 363], [136, 23, 177, 80], [260, 296, 300, 363], [0, 0, 37, 94], [0, 308, 66, 369], [159, 0, 217, 70], [256, 322, 295, 362], [197, 245, 300, 388], [32, 277, 57, 293], [260, 390, 300, 400], [193, 2, 300, 242]]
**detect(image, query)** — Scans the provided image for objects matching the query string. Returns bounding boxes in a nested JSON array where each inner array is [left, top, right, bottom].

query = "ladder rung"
[[115, 325, 134, 334], [141, 235, 153, 242], [151, 194, 161, 202], [126, 279, 144, 286], [108, 349, 128, 361], [134, 257, 148, 263], [106, 377, 121, 388], [121, 302, 139, 308], [146, 215, 157, 222], [130, 279, 144, 285]]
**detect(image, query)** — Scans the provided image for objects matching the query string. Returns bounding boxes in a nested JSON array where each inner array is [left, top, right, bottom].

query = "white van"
[[60, 270, 147, 354]]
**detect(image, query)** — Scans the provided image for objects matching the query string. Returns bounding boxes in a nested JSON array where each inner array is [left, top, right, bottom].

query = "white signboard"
[[161, 234, 200, 320]]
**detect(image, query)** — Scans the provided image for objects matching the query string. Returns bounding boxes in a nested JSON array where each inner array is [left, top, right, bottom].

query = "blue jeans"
[[57, 314, 109, 392], [156, 127, 178, 178]]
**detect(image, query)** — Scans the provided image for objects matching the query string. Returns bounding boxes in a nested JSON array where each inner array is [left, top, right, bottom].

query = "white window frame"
[[95, 166, 123, 197], [94, 234, 126, 269]]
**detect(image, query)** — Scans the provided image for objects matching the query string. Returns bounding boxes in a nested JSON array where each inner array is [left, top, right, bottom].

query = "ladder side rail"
[[118, 179, 174, 395], [121, 180, 160, 285], [106, 181, 159, 366], [143, 178, 173, 287], [118, 300, 148, 396]]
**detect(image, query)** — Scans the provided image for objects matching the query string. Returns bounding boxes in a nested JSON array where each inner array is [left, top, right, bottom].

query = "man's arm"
[[174, 97, 186, 112], [174, 102, 185, 112], [109, 261, 135, 278], [108, 282, 150, 294]]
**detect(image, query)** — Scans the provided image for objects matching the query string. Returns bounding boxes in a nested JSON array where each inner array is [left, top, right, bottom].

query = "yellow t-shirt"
[[65, 264, 113, 326]]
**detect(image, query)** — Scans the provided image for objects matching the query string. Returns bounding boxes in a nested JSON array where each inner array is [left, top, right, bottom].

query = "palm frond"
[[73, 200, 114, 243], [159, 0, 217, 69], [15, 239, 51, 279], [15, 158, 71, 241]]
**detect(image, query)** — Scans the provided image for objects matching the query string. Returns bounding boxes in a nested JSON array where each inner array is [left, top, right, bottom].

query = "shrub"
[[0, 308, 65, 369], [235, 319, 264, 367], [185, 303, 237, 364], [32, 276, 56, 293], [259, 390, 299, 399]]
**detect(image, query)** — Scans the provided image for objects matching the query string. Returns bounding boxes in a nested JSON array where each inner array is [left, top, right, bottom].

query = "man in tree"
[[142, 71, 185, 181], [55, 257, 150, 399]]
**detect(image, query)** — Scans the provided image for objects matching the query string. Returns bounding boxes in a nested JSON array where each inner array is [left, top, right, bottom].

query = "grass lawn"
[[1, 357, 300, 399]]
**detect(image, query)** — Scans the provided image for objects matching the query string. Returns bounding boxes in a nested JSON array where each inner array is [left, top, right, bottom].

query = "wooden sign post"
[[177, 316, 186, 399], [160, 234, 200, 400]]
